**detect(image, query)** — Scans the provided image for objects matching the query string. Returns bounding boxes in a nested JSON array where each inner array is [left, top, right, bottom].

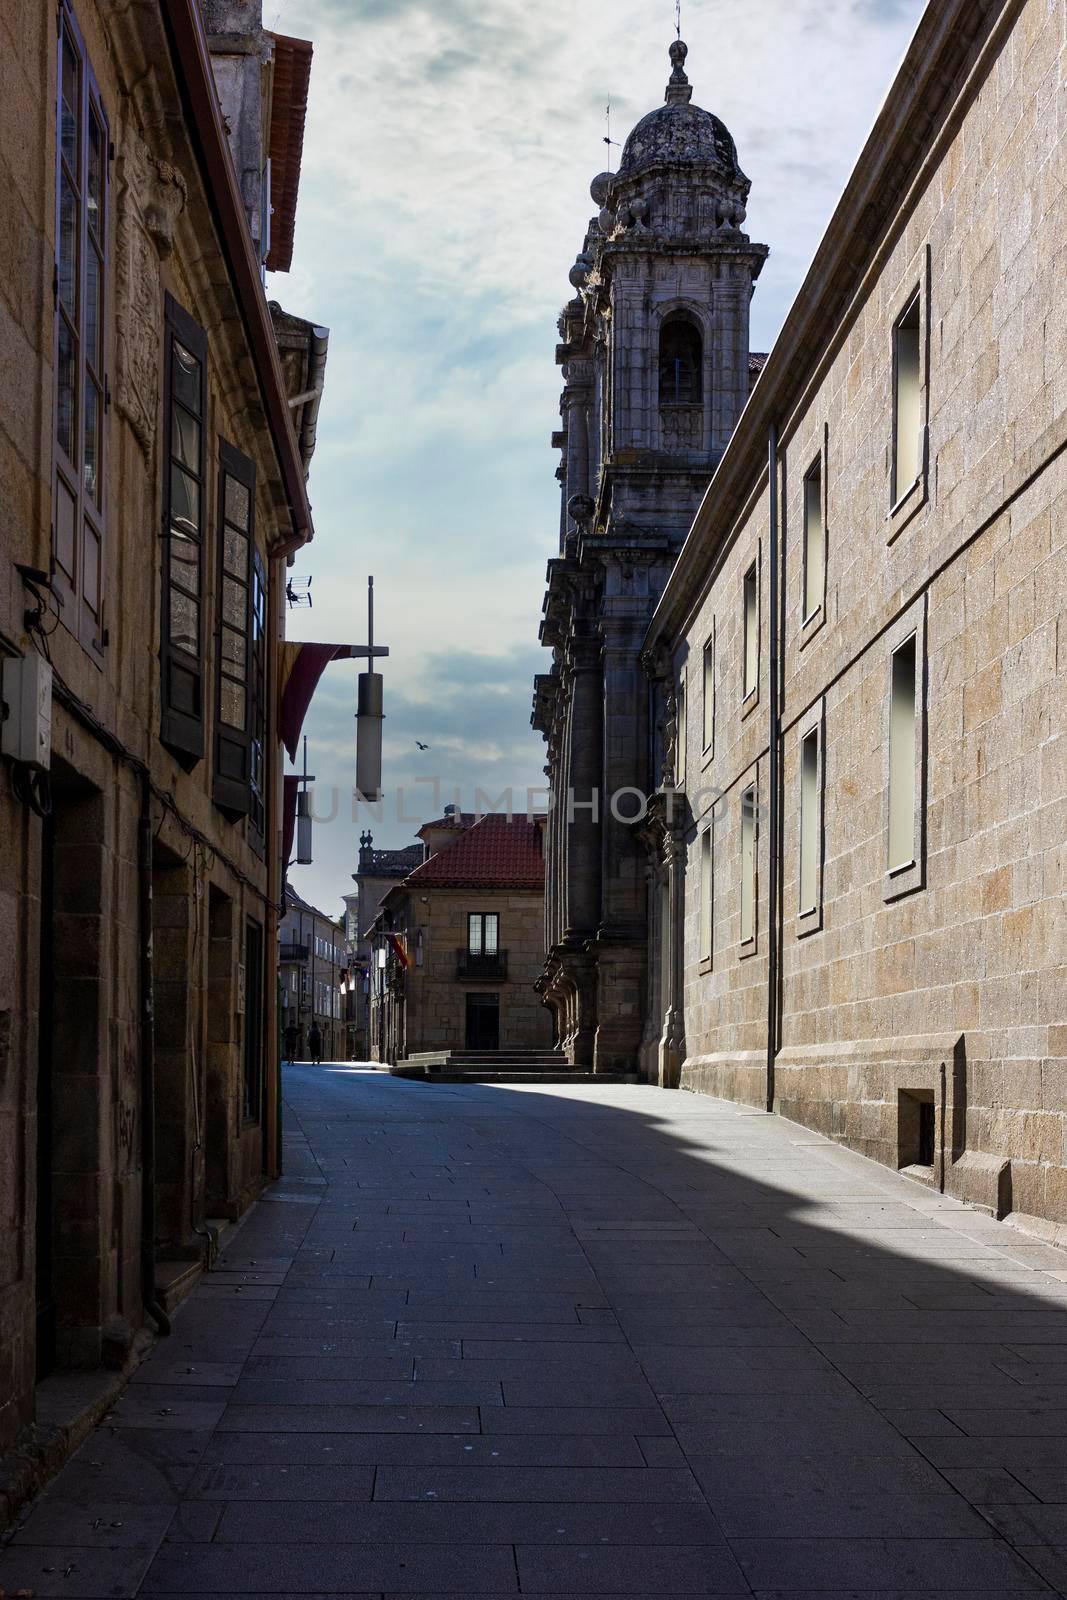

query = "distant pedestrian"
[[284, 1022, 299, 1066], [308, 1022, 323, 1066]]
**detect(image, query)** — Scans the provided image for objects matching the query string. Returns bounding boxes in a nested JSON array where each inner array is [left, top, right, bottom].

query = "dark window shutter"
[[213, 437, 256, 817], [160, 293, 208, 765]]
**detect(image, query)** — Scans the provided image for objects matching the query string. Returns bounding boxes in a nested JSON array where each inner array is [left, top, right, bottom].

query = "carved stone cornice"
[[562, 361, 595, 391]]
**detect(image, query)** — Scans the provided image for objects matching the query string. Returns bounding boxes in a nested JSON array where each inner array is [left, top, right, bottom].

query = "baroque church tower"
[[533, 40, 767, 1075]]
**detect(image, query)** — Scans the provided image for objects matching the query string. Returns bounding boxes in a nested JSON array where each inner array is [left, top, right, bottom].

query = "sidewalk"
[[4, 1065, 1067, 1595]]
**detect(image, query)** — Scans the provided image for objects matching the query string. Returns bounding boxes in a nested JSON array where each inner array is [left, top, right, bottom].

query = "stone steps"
[[392, 1049, 639, 1085]]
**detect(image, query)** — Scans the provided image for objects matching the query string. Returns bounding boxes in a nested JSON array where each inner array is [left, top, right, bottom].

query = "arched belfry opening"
[[658, 314, 703, 406], [658, 313, 705, 450]]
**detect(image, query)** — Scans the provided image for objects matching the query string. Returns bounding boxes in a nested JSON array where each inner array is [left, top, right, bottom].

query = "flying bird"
[[415, 740, 430, 750]]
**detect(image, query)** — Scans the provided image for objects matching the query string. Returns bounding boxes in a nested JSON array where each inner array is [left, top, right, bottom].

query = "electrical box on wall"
[[1, 653, 52, 769]]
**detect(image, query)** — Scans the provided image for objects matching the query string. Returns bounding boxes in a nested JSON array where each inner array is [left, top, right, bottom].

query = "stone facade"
[[345, 835, 426, 1059], [643, 0, 1066, 1225], [532, 41, 767, 1075], [0, 0, 319, 1459], [370, 815, 552, 1061], [279, 888, 344, 1062]]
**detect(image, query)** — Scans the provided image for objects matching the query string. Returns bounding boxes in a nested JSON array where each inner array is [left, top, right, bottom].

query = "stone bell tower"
[[533, 38, 768, 1077]]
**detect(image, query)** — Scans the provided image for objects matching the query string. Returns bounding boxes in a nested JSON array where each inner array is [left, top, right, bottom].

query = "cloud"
[[271, 0, 926, 911]]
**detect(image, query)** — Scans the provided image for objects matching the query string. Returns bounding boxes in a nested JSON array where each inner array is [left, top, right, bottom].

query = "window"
[[803, 458, 824, 622], [799, 727, 820, 916], [701, 630, 715, 754], [888, 634, 917, 871], [699, 821, 714, 966], [53, 5, 109, 654], [160, 295, 208, 762], [468, 913, 499, 955], [213, 440, 256, 816], [248, 550, 267, 849], [892, 292, 921, 503], [740, 784, 756, 946], [743, 561, 758, 700], [658, 316, 702, 405]]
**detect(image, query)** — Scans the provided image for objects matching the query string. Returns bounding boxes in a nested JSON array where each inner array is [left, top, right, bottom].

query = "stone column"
[[565, 635, 602, 941], [561, 366, 592, 532], [711, 275, 749, 456], [599, 613, 647, 940], [638, 853, 665, 1083], [591, 605, 651, 1074], [658, 829, 687, 1088]]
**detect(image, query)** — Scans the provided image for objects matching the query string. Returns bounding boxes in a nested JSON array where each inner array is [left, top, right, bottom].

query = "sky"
[[267, 0, 927, 919]]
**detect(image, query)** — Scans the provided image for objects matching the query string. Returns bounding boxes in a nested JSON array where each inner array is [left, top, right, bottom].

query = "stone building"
[[370, 813, 553, 1063], [642, 0, 1066, 1224], [532, 40, 767, 1074], [279, 887, 344, 1062], [345, 834, 425, 1059], [0, 0, 322, 1462]]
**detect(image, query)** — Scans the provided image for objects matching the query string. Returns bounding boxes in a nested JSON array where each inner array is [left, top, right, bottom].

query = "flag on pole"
[[278, 642, 358, 761], [386, 933, 410, 969]]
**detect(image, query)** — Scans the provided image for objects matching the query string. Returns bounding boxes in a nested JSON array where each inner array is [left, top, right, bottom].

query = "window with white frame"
[[740, 784, 756, 945], [701, 630, 715, 753], [803, 458, 824, 622], [888, 634, 918, 872], [743, 562, 758, 700], [699, 820, 714, 966], [468, 913, 499, 955], [799, 726, 820, 916], [892, 292, 921, 504]]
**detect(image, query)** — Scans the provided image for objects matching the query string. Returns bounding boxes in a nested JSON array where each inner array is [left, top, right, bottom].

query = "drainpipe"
[[139, 775, 171, 1335], [766, 423, 781, 1115]]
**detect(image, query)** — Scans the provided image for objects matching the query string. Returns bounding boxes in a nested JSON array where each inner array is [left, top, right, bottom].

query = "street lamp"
[[356, 576, 384, 802]]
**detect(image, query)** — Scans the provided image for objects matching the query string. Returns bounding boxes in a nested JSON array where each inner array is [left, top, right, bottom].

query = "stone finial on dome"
[[665, 39, 693, 107]]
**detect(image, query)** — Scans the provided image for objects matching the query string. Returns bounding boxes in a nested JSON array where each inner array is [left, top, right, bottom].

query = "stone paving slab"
[[211, 1498, 726, 1544], [140, 1543, 520, 1592], [8, 1069, 1067, 1599], [370, 1465, 706, 1502], [197, 1433, 649, 1468]]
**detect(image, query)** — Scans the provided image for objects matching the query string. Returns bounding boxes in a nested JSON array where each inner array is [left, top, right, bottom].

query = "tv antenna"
[[603, 99, 620, 168]]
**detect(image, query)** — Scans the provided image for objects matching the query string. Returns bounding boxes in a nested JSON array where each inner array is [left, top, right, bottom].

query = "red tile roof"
[[406, 814, 545, 891], [266, 33, 313, 273]]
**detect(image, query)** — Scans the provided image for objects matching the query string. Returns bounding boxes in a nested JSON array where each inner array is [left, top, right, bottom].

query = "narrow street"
[[6, 1066, 1067, 1597]]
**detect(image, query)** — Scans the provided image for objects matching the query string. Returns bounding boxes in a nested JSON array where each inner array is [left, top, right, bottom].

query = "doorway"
[[243, 918, 264, 1129], [36, 769, 106, 1374], [35, 811, 56, 1378], [465, 993, 499, 1051]]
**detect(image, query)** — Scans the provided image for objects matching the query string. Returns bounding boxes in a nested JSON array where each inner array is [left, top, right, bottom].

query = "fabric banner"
[[279, 641, 357, 761], [282, 774, 301, 867], [386, 932, 410, 970]]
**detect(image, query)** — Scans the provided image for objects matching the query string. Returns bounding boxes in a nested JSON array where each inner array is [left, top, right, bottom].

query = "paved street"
[[6, 1065, 1067, 1597]]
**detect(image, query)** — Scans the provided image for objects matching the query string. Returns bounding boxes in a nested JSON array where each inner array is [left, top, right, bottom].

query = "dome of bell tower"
[[618, 40, 743, 183]]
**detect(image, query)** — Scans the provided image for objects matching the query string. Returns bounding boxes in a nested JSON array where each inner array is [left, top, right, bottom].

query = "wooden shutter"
[[160, 293, 207, 764], [213, 438, 256, 816]]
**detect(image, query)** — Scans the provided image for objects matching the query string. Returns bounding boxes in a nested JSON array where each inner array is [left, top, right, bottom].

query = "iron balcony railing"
[[456, 949, 508, 980], [279, 941, 309, 962]]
